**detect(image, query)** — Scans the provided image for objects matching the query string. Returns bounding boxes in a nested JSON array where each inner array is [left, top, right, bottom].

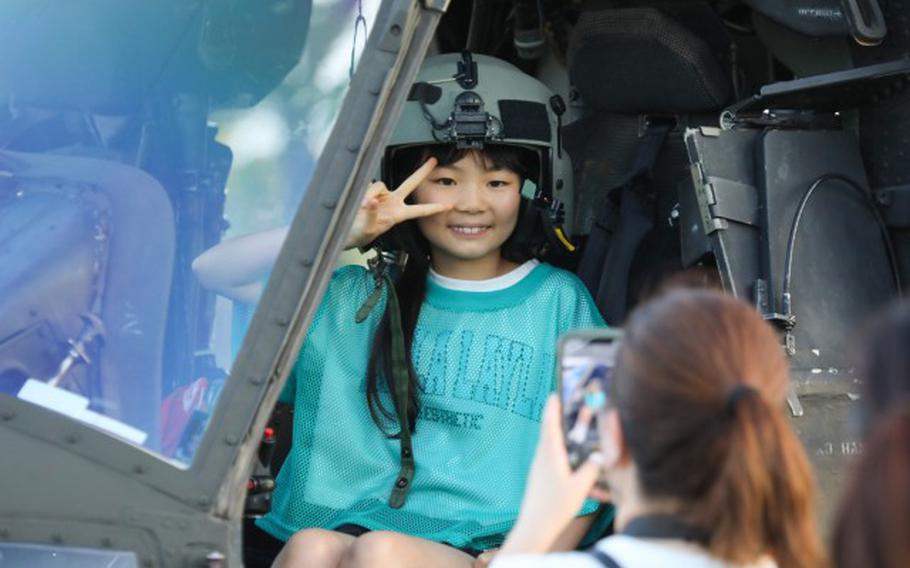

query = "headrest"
[[568, 7, 732, 113]]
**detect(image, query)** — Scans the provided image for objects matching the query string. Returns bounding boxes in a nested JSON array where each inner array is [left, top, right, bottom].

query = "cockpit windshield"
[[0, 0, 381, 466]]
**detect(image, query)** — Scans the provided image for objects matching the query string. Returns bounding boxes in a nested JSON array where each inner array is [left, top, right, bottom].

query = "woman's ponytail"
[[702, 390, 825, 568], [614, 290, 826, 568]]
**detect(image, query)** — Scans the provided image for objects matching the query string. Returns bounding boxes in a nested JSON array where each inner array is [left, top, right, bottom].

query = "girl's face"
[[413, 151, 522, 276]]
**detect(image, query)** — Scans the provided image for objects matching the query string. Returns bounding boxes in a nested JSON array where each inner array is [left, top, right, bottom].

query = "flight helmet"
[[381, 51, 575, 254]]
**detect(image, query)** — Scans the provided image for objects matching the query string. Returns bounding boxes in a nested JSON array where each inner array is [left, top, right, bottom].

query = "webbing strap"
[[354, 283, 385, 323], [588, 549, 622, 568], [384, 274, 415, 508], [577, 122, 670, 324], [628, 122, 670, 179], [353, 271, 416, 508]]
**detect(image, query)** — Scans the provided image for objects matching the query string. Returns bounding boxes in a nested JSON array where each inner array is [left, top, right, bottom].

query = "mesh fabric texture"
[[257, 263, 605, 550], [568, 7, 731, 113]]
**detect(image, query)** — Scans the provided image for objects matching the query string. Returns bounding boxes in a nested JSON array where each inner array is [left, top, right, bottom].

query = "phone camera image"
[[559, 333, 620, 470]]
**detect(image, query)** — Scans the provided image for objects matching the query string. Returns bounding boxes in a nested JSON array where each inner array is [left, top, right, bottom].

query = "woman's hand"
[[346, 158, 452, 249], [497, 396, 604, 555]]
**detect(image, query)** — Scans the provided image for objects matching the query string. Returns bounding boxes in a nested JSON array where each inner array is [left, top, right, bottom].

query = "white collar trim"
[[429, 259, 540, 292]]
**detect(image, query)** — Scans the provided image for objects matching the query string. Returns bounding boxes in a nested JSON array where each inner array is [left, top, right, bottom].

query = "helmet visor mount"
[[420, 90, 504, 150]]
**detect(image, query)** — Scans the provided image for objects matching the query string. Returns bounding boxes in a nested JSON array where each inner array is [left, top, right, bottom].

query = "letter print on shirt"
[[453, 332, 535, 417], [415, 329, 452, 397]]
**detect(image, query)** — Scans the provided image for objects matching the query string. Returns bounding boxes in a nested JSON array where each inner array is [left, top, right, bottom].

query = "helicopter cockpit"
[[2, 0, 909, 566]]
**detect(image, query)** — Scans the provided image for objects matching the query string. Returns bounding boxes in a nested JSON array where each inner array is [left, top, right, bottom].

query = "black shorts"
[[242, 519, 484, 567]]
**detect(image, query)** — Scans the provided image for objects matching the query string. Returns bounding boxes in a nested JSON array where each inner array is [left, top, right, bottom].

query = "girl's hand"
[[498, 396, 604, 555], [346, 158, 452, 249]]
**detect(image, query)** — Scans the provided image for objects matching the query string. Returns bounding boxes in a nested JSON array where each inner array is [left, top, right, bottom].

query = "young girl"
[[196, 53, 608, 567], [492, 289, 826, 568]]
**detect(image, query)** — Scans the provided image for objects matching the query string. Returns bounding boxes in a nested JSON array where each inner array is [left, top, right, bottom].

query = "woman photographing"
[[493, 289, 827, 568]]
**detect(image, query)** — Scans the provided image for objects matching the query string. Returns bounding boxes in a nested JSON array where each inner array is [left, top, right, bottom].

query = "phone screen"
[[558, 332, 620, 473]]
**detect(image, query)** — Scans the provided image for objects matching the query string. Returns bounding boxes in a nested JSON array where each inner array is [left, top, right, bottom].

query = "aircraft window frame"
[[1, 0, 385, 468], [0, 0, 442, 516]]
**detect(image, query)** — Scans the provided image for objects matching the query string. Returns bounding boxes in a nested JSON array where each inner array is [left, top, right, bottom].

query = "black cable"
[[418, 99, 449, 143], [418, 98, 448, 131], [782, 173, 902, 317]]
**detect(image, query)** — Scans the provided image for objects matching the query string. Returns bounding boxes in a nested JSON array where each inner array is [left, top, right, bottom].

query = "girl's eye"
[[432, 177, 456, 186], [488, 180, 514, 189]]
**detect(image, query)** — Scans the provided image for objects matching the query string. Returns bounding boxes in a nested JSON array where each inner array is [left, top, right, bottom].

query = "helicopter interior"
[[251, 0, 910, 539], [254, 0, 910, 529], [1, 0, 909, 550]]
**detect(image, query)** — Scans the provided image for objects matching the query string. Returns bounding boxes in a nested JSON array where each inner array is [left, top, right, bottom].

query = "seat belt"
[[577, 120, 671, 325]]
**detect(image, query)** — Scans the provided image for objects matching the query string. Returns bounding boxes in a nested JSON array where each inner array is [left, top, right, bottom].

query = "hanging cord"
[[355, 251, 415, 508], [781, 173, 903, 322], [349, 0, 368, 80], [418, 99, 449, 143]]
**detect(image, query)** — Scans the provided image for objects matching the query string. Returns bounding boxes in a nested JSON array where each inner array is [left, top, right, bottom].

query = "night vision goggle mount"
[[421, 90, 504, 150], [413, 52, 505, 149]]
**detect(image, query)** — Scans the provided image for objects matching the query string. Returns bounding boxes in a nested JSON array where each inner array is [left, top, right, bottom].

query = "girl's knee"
[[275, 528, 350, 568], [341, 531, 404, 567]]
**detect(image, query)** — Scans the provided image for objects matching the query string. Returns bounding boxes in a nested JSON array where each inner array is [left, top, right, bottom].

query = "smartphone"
[[557, 329, 622, 480]]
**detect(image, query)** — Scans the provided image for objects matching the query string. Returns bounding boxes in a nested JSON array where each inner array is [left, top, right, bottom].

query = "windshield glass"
[[0, 0, 381, 466]]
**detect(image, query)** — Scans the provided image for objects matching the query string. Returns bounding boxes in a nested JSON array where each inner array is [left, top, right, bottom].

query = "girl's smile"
[[448, 224, 490, 237], [413, 151, 523, 279]]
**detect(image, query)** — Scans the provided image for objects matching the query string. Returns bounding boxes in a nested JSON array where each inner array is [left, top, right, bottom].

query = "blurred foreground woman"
[[492, 289, 827, 568], [832, 304, 910, 568]]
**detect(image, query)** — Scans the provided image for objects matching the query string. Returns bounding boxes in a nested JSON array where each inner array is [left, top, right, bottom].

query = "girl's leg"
[[271, 528, 356, 568], [340, 531, 475, 568]]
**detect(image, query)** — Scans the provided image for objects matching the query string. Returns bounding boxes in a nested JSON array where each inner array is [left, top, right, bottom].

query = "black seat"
[[564, 2, 733, 323]]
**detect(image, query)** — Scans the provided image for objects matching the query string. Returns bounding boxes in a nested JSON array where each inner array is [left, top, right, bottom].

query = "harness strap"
[[577, 121, 670, 324], [384, 274, 416, 508], [354, 283, 385, 323], [354, 258, 416, 509]]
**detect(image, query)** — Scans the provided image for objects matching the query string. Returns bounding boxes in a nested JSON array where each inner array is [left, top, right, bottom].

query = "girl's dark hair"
[[832, 404, 910, 568], [612, 289, 826, 568], [365, 144, 540, 434]]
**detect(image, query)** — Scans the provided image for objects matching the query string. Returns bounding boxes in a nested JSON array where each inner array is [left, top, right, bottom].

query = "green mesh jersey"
[[257, 262, 607, 550]]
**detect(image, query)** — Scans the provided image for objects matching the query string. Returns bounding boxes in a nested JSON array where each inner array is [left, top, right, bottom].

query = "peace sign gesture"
[[346, 158, 452, 249]]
